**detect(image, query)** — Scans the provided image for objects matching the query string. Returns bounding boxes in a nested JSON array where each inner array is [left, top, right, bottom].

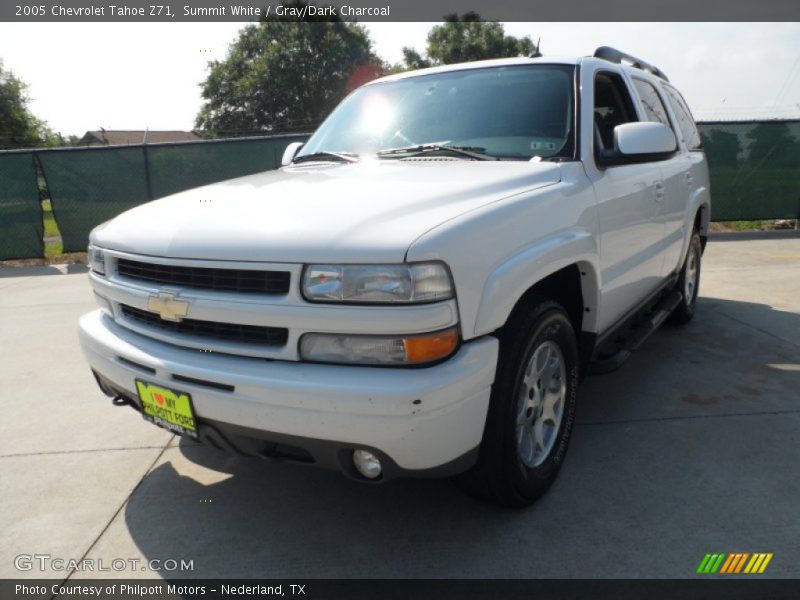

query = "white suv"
[[79, 47, 710, 506]]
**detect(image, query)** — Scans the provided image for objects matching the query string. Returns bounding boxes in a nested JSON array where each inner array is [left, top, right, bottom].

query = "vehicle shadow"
[[0, 262, 88, 278], [121, 296, 800, 578], [123, 440, 521, 579]]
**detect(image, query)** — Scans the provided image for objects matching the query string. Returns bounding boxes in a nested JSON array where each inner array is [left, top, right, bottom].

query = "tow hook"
[[111, 395, 132, 407]]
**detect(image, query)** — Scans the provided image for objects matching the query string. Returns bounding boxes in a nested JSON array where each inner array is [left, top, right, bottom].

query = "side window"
[[663, 85, 702, 150], [632, 78, 672, 126], [594, 72, 638, 151]]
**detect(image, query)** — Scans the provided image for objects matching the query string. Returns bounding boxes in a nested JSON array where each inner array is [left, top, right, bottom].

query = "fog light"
[[353, 449, 382, 479]]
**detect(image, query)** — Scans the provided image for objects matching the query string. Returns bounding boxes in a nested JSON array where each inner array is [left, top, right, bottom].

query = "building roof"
[[78, 130, 201, 146]]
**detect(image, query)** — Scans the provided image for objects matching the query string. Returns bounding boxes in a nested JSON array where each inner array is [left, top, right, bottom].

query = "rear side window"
[[632, 78, 672, 126], [663, 85, 703, 150]]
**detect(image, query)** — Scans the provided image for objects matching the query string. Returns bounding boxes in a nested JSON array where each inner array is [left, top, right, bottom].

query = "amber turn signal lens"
[[403, 328, 459, 364]]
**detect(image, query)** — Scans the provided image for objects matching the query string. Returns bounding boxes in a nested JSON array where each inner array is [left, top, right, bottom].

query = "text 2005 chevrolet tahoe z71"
[[79, 47, 710, 506]]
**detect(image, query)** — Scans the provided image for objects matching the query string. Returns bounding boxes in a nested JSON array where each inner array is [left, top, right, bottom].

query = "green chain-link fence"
[[41, 134, 308, 254], [700, 120, 800, 221], [0, 123, 798, 260], [0, 152, 43, 260], [147, 136, 305, 199], [38, 146, 150, 254]]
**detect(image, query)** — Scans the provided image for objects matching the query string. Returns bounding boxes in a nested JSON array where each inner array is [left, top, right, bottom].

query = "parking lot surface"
[[1, 235, 799, 579]]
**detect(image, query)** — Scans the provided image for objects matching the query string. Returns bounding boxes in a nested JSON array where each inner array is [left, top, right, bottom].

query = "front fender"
[[474, 230, 601, 336]]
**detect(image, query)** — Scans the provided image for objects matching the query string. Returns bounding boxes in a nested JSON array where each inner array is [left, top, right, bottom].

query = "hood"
[[92, 160, 561, 263]]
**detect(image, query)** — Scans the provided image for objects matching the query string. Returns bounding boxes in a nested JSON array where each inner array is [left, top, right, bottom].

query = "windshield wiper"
[[377, 144, 498, 161], [292, 151, 359, 164]]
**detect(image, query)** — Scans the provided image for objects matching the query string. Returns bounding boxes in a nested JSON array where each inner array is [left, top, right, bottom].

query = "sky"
[[0, 22, 798, 137]]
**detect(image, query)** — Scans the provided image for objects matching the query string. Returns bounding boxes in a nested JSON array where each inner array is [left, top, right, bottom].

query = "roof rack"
[[593, 46, 669, 81]]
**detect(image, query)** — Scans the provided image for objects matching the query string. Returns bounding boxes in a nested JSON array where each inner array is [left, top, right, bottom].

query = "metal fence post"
[[142, 143, 154, 201]]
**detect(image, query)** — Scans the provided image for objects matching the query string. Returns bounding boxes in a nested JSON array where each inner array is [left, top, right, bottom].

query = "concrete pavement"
[[1, 235, 798, 579]]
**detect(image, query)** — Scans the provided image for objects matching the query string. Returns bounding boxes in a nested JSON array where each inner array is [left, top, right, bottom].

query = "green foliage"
[[195, 0, 380, 136], [0, 60, 55, 149], [400, 47, 431, 71], [718, 220, 772, 231], [400, 12, 535, 70], [51, 133, 81, 147]]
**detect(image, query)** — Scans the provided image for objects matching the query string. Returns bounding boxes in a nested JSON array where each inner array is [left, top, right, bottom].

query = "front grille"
[[116, 258, 291, 295], [121, 305, 288, 347]]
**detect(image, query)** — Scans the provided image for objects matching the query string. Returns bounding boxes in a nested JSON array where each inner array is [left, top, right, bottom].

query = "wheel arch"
[[688, 185, 711, 252], [695, 200, 711, 251], [473, 231, 602, 338]]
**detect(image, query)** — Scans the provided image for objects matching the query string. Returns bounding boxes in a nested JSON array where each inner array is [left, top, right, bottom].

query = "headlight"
[[299, 327, 459, 366], [302, 262, 453, 304], [87, 244, 105, 275]]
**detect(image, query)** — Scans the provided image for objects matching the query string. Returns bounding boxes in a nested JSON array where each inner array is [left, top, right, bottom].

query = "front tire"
[[669, 230, 702, 325], [456, 297, 579, 507]]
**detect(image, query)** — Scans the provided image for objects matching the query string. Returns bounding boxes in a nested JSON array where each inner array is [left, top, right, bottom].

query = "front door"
[[591, 70, 666, 333]]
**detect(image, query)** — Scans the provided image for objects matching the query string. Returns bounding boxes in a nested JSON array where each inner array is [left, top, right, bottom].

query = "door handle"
[[655, 182, 665, 201], [685, 172, 693, 185]]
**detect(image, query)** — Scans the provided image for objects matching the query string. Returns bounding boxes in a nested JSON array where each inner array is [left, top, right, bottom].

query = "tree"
[[195, 1, 382, 136], [400, 47, 431, 71], [0, 60, 54, 149], [400, 13, 535, 70]]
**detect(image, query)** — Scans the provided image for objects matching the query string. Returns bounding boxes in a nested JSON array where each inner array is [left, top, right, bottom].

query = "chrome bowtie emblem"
[[146, 292, 190, 322]]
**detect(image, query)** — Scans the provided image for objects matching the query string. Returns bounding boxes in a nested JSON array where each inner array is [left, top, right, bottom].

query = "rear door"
[[630, 76, 690, 278], [661, 83, 707, 275]]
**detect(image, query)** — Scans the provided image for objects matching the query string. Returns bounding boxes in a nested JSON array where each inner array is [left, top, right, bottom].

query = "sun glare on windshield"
[[359, 92, 396, 135]]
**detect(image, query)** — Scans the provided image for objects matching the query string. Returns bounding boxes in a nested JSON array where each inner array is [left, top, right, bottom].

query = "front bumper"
[[78, 310, 498, 479]]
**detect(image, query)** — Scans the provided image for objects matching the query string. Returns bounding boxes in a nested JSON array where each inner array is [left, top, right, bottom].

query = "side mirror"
[[281, 142, 305, 167], [598, 122, 677, 167]]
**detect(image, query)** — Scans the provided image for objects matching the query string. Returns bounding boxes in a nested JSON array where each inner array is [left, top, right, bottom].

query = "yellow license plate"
[[135, 380, 198, 438]]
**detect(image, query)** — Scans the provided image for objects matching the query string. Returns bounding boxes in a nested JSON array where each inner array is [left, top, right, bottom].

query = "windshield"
[[298, 64, 576, 161]]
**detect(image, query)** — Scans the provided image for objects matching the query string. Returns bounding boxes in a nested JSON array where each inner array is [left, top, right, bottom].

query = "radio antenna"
[[530, 37, 542, 58]]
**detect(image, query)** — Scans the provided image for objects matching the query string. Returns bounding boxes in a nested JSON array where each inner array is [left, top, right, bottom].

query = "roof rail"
[[593, 46, 669, 81]]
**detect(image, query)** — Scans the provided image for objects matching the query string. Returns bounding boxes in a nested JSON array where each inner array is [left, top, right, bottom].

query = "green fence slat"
[[0, 153, 43, 260], [697, 120, 800, 221], [39, 146, 149, 253], [147, 135, 309, 200]]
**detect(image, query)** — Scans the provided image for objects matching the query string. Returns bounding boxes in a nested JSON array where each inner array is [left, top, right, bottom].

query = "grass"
[[710, 219, 797, 232], [717, 220, 773, 231], [42, 199, 64, 257], [44, 239, 63, 256]]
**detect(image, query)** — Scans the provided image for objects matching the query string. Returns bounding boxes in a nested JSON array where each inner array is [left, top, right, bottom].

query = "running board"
[[590, 290, 683, 375]]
